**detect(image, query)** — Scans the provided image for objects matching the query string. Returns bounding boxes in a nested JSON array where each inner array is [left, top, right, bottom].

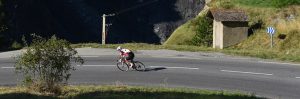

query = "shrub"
[[11, 41, 22, 49], [189, 16, 213, 47], [15, 34, 84, 94]]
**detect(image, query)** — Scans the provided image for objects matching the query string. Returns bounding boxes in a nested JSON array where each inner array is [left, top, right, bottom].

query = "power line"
[[104, 0, 160, 27], [114, 0, 160, 16], [101, 0, 160, 44]]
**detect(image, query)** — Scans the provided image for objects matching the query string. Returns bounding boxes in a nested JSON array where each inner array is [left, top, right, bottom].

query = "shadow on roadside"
[[0, 48, 21, 53], [143, 67, 167, 72]]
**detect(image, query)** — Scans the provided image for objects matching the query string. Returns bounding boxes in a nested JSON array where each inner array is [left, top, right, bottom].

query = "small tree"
[[189, 16, 213, 47], [15, 35, 84, 93]]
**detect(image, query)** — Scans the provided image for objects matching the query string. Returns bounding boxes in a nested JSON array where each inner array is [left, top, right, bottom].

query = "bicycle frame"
[[118, 57, 132, 66], [117, 56, 145, 71]]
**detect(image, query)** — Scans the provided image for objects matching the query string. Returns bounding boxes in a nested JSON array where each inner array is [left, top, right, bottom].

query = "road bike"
[[116, 57, 146, 71]]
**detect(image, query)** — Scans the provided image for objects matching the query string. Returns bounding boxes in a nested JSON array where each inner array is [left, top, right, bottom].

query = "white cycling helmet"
[[116, 46, 122, 51]]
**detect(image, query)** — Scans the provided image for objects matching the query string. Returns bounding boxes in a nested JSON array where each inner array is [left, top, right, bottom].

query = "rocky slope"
[[5, 0, 204, 44]]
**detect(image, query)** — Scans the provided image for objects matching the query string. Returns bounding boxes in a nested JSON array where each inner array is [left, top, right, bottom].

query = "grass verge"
[[162, 0, 300, 63], [72, 43, 215, 52], [72, 43, 300, 63], [0, 85, 263, 99]]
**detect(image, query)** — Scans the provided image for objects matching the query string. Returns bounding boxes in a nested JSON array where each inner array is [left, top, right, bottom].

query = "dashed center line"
[[1, 67, 15, 69], [80, 56, 99, 58], [221, 70, 273, 76]]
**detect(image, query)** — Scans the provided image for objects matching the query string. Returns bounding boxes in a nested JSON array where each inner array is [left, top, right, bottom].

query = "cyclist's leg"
[[126, 53, 134, 68], [124, 58, 131, 66], [130, 52, 135, 68]]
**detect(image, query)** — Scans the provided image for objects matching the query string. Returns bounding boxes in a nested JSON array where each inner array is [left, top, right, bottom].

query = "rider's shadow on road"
[[144, 67, 167, 72]]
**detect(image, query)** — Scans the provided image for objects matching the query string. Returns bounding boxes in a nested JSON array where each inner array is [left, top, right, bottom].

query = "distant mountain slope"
[[4, 0, 204, 44]]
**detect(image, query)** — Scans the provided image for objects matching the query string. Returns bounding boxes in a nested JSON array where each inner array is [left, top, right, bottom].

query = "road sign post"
[[267, 27, 275, 48], [271, 34, 273, 48]]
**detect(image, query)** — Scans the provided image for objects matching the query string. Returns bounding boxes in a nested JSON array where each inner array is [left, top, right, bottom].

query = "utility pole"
[[102, 14, 115, 45], [102, 14, 106, 45]]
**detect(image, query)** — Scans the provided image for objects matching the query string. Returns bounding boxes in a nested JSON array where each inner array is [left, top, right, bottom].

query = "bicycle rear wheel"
[[117, 62, 129, 71], [134, 61, 146, 71]]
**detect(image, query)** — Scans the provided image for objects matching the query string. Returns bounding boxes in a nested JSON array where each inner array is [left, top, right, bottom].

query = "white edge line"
[[296, 77, 300, 79], [1, 67, 15, 69], [221, 70, 273, 76], [259, 61, 300, 66], [80, 56, 99, 58]]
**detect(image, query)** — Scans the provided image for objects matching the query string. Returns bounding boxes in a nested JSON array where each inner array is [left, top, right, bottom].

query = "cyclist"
[[116, 46, 135, 68]]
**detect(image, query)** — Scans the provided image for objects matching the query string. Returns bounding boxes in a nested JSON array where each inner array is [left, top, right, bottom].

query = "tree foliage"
[[189, 16, 213, 47], [15, 35, 84, 93]]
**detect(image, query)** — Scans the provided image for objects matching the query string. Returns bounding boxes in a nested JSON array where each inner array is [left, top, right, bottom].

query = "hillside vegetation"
[[165, 0, 300, 62]]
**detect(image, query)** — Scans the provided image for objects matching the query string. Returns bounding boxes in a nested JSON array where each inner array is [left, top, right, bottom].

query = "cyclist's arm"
[[119, 52, 125, 58]]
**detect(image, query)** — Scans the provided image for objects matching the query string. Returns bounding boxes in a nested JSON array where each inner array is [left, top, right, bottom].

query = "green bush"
[[189, 16, 213, 47], [11, 41, 22, 49], [15, 35, 84, 94]]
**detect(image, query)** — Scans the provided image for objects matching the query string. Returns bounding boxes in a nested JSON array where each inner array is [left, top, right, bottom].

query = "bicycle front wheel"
[[134, 61, 146, 71], [117, 62, 129, 71]]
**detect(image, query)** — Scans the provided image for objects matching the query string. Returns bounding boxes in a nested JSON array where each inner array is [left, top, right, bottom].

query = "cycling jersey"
[[120, 49, 132, 56]]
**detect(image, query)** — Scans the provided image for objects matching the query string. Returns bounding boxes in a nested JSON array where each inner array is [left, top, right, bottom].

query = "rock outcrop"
[[5, 0, 205, 44]]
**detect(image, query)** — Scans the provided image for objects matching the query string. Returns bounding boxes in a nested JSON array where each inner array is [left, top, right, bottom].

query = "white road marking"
[[296, 77, 300, 79], [80, 56, 99, 58], [259, 61, 300, 66], [77, 65, 115, 67], [221, 70, 273, 76], [1, 67, 15, 69], [150, 66, 199, 70], [78, 65, 198, 70]]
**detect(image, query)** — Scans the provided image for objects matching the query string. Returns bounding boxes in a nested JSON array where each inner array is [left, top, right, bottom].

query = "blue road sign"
[[267, 27, 275, 35], [266, 27, 275, 48]]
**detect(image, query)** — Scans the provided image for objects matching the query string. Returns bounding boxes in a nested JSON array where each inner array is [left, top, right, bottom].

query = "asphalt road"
[[1, 54, 300, 99]]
